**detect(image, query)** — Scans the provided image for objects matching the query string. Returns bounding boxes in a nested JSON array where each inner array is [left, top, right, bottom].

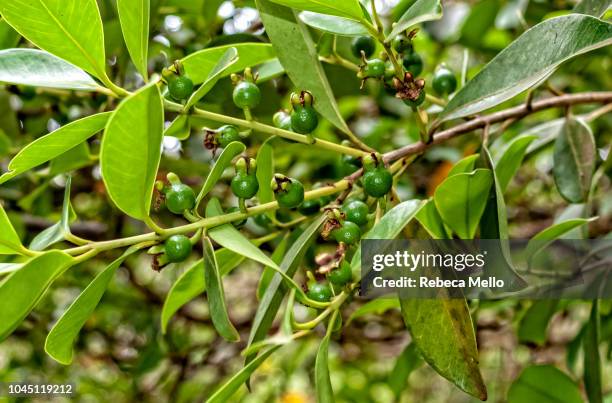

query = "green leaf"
[[0, 113, 110, 184], [434, 169, 493, 239], [0, 251, 74, 341], [203, 236, 240, 342], [205, 198, 279, 269], [583, 300, 602, 403], [0, 49, 102, 91], [257, 0, 352, 135], [439, 15, 612, 121], [0, 202, 23, 255], [0, 20, 20, 49], [196, 142, 245, 205], [346, 298, 400, 325], [0, 263, 23, 276], [574, 0, 612, 17], [525, 218, 595, 261], [386, 0, 443, 41], [518, 300, 558, 346], [29, 176, 76, 251], [117, 0, 150, 79], [45, 248, 138, 364], [553, 117, 596, 203], [267, 0, 364, 20], [255, 137, 275, 206], [315, 317, 336, 403], [400, 298, 487, 400], [48, 142, 92, 177], [185, 47, 239, 109], [164, 114, 191, 140], [161, 248, 245, 333], [0, 0, 108, 80], [246, 216, 326, 365], [388, 343, 422, 400], [100, 82, 163, 220], [181, 43, 276, 84], [416, 199, 450, 239], [207, 346, 280, 403], [299, 11, 369, 36], [494, 135, 537, 192], [447, 154, 479, 177], [257, 233, 290, 300], [508, 365, 582, 403]]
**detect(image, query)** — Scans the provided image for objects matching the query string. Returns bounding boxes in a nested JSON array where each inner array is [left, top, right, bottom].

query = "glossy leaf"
[[447, 154, 479, 177], [518, 300, 558, 346], [246, 215, 326, 366], [100, 82, 163, 220], [164, 114, 191, 140], [207, 346, 280, 403], [0, 202, 23, 255], [0, 251, 74, 341], [434, 169, 493, 239], [439, 15, 612, 121], [117, 0, 150, 78], [388, 343, 422, 400], [203, 236, 240, 342], [494, 135, 537, 192], [257, 0, 352, 135], [0, 263, 23, 276], [29, 177, 76, 251], [196, 142, 245, 205], [386, 0, 443, 41], [48, 142, 92, 177], [0, 49, 102, 91], [508, 365, 582, 403], [416, 199, 450, 239], [299, 11, 369, 36], [0, 0, 108, 79], [553, 117, 596, 203], [400, 298, 487, 400], [186, 47, 238, 109], [205, 198, 279, 269], [0, 113, 111, 184], [574, 0, 612, 17], [525, 218, 595, 261], [161, 248, 245, 333], [583, 300, 602, 403], [266, 0, 364, 20], [181, 43, 276, 84], [45, 248, 138, 364]]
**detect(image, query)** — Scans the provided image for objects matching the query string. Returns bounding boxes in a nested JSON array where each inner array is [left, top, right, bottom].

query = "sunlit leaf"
[[299, 11, 369, 36], [117, 0, 150, 78], [196, 142, 245, 206], [386, 0, 443, 41]]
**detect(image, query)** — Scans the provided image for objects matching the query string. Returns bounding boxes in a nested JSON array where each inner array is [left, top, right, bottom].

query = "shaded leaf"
[[186, 47, 239, 109], [0, 0, 108, 80], [203, 236, 240, 342], [0, 251, 74, 341], [347, 298, 400, 325], [439, 15, 612, 121], [518, 300, 558, 346], [299, 11, 369, 36], [386, 0, 443, 41], [257, 233, 290, 300], [416, 199, 450, 239], [553, 117, 596, 203], [573, 0, 612, 17], [117, 0, 150, 78], [388, 343, 422, 400], [164, 115, 191, 140], [45, 248, 138, 364], [525, 218, 595, 261], [257, 0, 352, 135], [508, 365, 582, 403], [255, 137, 275, 212], [315, 313, 337, 403], [100, 82, 163, 220], [196, 142, 245, 205], [494, 135, 537, 192], [583, 300, 602, 403], [0, 113, 110, 184], [267, 0, 364, 20]]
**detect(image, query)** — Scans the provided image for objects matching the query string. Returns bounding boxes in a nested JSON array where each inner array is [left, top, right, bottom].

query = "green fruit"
[[363, 58, 385, 78], [276, 179, 305, 209], [403, 90, 426, 108], [432, 67, 457, 95], [351, 36, 376, 59], [342, 200, 369, 226], [165, 183, 196, 214], [231, 173, 259, 199], [164, 235, 192, 263], [333, 221, 361, 245], [337, 155, 361, 177], [273, 111, 292, 130], [168, 76, 194, 101], [298, 199, 321, 216], [291, 106, 319, 134], [253, 213, 272, 228], [402, 52, 423, 76], [218, 125, 241, 147], [328, 261, 352, 286], [307, 282, 333, 302], [363, 167, 393, 198], [227, 206, 247, 228], [233, 81, 261, 109], [392, 34, 413, 53]]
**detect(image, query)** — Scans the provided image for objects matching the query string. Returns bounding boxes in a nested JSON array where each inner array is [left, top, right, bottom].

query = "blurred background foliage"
[[0, 0, 611, 402]]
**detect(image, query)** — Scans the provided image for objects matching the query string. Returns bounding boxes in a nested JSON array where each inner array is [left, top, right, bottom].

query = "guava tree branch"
[[383, 91, 612, 162]]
